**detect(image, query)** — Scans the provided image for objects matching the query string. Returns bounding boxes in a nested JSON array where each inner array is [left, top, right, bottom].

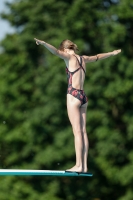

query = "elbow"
[[51, 49, 59, 56], [55, 50, 60, 56]]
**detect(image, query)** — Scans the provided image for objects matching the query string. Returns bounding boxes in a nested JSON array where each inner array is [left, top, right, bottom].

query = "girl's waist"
[[67, 85, 85, 92]]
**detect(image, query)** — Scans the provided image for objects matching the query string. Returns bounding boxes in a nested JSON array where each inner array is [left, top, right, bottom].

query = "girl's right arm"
[[34, 38, 70, 60]]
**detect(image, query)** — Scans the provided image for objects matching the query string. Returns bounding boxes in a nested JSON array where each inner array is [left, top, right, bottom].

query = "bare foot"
[[66, 165, 82, 172], [83, 168, 88, 173]]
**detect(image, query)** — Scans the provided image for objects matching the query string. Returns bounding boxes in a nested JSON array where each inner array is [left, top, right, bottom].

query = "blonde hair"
[[59, 39, 79, 52]]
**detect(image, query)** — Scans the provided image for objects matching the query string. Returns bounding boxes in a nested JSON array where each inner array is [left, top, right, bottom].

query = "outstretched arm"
[[34, 38, 70, 60], [83, 49, 121, 63]]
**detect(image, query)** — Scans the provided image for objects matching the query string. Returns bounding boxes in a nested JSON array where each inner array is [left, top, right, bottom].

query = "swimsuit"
[[66, 55, 88, 106]]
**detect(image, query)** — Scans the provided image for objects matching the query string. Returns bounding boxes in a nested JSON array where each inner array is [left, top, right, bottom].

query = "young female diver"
[[34, 38, 121, 172]]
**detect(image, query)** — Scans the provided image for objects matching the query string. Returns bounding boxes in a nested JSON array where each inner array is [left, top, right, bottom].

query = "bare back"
[[64, 55, 86, 90]]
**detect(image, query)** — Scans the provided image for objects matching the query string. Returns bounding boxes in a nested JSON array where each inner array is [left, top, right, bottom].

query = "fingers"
[[114, 49, 121, 55], [34, 38, 40, 45], [117, 49, 121, 54], [112, 49, 121, 56], [117, 49, 121, 53]]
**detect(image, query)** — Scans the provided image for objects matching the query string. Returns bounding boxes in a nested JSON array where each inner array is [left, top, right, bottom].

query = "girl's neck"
[[68, 50, 75, 55]]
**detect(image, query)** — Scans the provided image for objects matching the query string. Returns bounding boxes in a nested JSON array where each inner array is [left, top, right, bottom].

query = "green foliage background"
[[0, 0, 133, 200]]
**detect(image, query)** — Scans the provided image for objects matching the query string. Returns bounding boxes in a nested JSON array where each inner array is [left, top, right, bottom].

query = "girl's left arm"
[[34, 38, 70, 60], [83, 49, 121, 63]]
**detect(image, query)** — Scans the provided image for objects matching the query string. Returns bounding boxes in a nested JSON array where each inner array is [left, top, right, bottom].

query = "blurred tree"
[[0, 0, 133, 200]]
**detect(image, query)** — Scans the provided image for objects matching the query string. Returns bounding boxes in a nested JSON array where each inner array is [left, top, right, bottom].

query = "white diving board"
[[0, 169, 93, 177]]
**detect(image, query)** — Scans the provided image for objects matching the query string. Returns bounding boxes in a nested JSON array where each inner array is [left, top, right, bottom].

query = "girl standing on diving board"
[[34, 38, 121, 173]]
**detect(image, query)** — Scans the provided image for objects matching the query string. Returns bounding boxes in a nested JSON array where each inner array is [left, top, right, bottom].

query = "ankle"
[[76, 164, 82, 169], [83, 168, 88, 172]]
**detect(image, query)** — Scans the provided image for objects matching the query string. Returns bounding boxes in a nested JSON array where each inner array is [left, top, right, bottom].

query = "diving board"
[[0, 169, 93, 177]]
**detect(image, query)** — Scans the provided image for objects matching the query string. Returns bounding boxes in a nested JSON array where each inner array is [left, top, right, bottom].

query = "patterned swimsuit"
[[66, 55, 88, 106]]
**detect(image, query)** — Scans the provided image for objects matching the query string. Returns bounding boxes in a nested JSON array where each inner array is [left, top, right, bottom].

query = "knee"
[[82, 128, 87, 135], [72, 127, 82, 135]]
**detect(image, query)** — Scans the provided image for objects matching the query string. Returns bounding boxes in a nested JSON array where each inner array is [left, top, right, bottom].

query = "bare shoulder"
[[82, 55, 90, 63], [56, 50, 70, 60], [82, 55, 97, 63]]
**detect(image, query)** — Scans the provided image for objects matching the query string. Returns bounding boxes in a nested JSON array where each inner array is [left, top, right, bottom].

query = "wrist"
[[39, 41, 45, 45], [111, 51, 114, 56], [42, 41, 45, 45]]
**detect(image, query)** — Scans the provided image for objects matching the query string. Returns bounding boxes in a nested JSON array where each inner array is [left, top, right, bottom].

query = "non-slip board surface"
[[0, 169, 93, 177]]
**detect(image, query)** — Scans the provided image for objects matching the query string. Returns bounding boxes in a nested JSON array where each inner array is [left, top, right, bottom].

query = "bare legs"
[[66, 94, 89, 172], [80, 105, 89, 172]]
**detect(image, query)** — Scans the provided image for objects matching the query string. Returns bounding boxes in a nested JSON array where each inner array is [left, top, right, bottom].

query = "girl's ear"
[[64, 48, 67, 53]]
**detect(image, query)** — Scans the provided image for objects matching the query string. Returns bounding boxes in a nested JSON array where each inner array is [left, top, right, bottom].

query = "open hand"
[[113, 49, 121, 55], [34, 38, 44, 45]]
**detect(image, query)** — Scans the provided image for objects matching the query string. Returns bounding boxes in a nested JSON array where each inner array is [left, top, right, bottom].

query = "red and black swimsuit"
[[66, 55, 88, 106]]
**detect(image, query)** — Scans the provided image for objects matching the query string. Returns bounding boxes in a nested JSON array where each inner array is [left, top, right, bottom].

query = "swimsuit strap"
[[73, 55, 85, 74], [66, 66, 80, 74], [80, 56, 82, 66], [66, 55, 85, 75]]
